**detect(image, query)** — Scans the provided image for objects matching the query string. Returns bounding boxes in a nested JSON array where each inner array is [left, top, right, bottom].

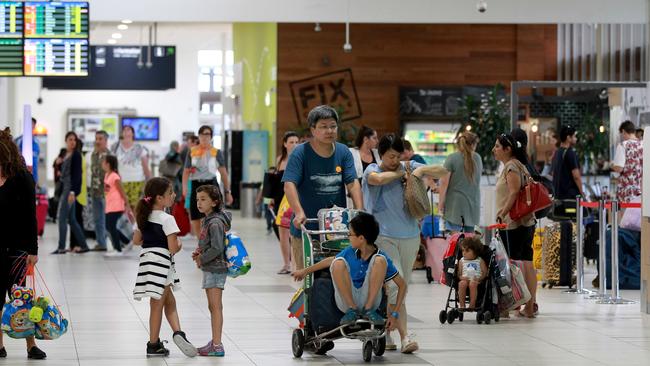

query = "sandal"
[[276, 268, 291, 275], [516, 309, 535, 319]]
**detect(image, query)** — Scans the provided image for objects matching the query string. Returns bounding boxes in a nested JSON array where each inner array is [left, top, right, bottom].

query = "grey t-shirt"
[[442, 152, 482, 227], [184, 146, 226, 181]]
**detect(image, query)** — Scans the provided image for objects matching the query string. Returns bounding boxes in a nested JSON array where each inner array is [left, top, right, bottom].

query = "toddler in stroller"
[[458, 237, 488, 310]]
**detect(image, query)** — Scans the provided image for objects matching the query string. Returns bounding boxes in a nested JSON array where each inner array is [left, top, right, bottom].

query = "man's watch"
[[391, 311, 399, 319]]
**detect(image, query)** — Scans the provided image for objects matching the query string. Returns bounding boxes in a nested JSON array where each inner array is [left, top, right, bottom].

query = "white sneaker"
[[400, 336, 419, 354], [385, 332, 397, 351], [104, 251, 124, 257], [123, 242, 134, 252]]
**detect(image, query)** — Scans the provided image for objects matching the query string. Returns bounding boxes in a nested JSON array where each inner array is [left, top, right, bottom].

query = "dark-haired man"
[[282, 105, 363, 270], [612, 120, 643, 202], [89, 130, 110, 251], [551, 125, 585, 199]]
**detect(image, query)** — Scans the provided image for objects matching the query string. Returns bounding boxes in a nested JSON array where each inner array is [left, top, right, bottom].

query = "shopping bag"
[[287, 288, 305, 328], [507, 261, 532, 311], [224, 233, 251, 278], [275, 195, 293, 229], [172, 199, 191, 237], [1, 285, 36, 339], [117, 213, 134, 240]]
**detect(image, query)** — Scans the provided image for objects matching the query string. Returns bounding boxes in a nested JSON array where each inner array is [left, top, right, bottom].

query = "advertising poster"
[[242, 130, 269, 183]]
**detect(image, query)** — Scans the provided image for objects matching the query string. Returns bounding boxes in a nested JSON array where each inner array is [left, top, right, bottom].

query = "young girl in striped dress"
[[132, 177, 197, 358]]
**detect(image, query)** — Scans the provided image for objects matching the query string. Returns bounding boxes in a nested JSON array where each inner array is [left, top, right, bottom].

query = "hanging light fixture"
[[343, 0, 352, 52]]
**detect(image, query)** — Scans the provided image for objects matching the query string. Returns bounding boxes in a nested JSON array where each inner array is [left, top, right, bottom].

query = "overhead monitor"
[[24, 38, 89, 76], [0, 38, 22, 75], [24, 1, 89, 39], [121, 117, 160, 141], [0, 1, 23, 38]]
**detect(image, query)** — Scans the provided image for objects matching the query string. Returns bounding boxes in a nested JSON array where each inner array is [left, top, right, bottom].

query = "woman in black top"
[[52, 132, 89, 254], [0, 128, 46, 359]]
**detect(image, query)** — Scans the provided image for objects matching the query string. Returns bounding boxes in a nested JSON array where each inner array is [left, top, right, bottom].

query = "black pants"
[[106, 212, 129, 252], [1, 248, 28, 305]]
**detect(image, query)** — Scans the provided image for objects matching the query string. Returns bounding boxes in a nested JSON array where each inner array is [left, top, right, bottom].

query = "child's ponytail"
[[136, 177, 172, 229]]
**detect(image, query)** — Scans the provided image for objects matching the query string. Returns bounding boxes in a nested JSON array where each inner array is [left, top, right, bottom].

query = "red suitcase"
[[36, 193, 48, 237]]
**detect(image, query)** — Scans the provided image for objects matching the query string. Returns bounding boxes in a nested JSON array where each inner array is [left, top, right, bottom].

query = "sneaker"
[[27, 346, 47, 359], [400, 337, 419, 354], [104, 251, 123, 257], [146, 339, 170, 357], [385, 333, 397, 351], [173, 331, 197, 357], [362, 309, 385, 326], [198, 341, 224, 357], [50, 249, 66, 255], [92, 245, 107, 252], [123, 242, 134, 252], [340, 308, 359, 326], [0, 347, 6, 358]]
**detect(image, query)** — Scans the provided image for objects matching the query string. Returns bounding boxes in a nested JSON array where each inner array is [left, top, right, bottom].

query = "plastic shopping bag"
[[1, 285, 36, 339], [507, 261, 532, 311], [224, 233, 251, 278], [287, 288, 305, 328], [489, 233, 511, 285]]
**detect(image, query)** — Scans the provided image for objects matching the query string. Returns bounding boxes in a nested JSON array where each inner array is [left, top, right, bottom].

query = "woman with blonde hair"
[[438, 131, 482, 232]]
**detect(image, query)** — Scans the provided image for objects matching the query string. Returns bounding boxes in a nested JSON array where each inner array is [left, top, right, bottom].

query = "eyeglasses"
[[199, 132, 212, 137], [316, 125, 338, 131]]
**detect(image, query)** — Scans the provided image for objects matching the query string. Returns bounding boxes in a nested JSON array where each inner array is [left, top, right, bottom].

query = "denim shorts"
[[330, 256, 382, 313], [202, 271, 227, 289]]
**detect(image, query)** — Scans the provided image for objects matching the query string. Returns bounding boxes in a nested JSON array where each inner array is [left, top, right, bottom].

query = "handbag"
[[159, 158, 182, 178], [508, 161, 552, 221], [172, 199, 191, 236], [403, 161, 430, 219]]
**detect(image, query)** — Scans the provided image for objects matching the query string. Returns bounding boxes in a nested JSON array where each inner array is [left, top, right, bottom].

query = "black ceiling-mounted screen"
[[42, 45, 176, 90]]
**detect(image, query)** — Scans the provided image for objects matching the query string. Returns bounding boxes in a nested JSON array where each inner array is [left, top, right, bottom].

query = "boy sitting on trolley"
[[292, 212, 407, 330]]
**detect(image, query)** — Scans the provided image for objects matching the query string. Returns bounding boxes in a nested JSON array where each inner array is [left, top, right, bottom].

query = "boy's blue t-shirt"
[[362, 161, 424, 239], [336, 247, 399, 289], [282, 142, 357, 237]]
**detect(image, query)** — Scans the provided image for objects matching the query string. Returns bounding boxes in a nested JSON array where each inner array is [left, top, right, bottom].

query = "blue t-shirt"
[[282, 142, 357, 237], [362, 161, 424, 239], [15, 135, 40, 183], [336, 247, 399, 289]]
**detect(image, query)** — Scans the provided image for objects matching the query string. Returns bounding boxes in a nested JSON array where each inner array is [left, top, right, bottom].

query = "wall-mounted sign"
[[290, 68, 362, 124]]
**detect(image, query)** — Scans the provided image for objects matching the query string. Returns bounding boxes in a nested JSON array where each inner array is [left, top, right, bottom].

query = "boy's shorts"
[[202, 271, 227, 290], [330, 255, 383, 313]]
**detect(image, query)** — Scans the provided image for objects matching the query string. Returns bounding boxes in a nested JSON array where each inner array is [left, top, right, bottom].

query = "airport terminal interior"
[[1, 1, 650, 365]]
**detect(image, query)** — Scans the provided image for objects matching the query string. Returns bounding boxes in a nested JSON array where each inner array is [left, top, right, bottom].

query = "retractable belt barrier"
[[570, 197, 637, 304]]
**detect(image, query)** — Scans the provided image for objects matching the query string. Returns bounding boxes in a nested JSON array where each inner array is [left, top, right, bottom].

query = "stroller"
[[438, 223, 506, 325], [291, 207, 387, 363]]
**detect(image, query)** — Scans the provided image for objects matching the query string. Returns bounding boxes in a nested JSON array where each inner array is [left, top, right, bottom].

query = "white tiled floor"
[[1, 216, 649, 365]]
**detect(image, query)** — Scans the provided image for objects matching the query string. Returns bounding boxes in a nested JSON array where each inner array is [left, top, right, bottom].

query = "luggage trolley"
[[291, 207, 387, 363]]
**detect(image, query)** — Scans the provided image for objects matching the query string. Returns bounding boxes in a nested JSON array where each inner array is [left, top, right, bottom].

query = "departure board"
[[24, 38, 88, 76], [0, 1, 22, 38], [24, 1, 88, 38], [0, 38, 22, 75]]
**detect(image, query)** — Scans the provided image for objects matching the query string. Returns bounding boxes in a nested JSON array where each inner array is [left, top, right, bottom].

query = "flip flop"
[[277, 268, 291, 275], [517, 309, 535, 319]]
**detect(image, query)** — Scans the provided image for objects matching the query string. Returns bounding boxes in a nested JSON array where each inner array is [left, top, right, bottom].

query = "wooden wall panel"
[[277, 23, 557, 149]]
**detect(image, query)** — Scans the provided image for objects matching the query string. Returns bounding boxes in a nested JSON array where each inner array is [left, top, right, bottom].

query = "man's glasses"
[[316, 125, 338, 131]]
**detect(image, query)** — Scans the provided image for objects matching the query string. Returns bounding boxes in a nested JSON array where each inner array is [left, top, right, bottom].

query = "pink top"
[[104, 171, 126, 213]]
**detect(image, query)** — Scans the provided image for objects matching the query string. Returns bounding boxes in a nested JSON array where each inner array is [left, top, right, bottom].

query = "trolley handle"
[[487, 223, 507, 230]]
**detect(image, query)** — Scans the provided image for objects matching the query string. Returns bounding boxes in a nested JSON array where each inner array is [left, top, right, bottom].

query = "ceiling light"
[[111, 33, 122, 39], [117, 24, 128, 30], [465, 125, 472, 131], [107, 39, 116, 44], [121, 19, 133, 24], [314, 23, 322, 32], [531, 124, 539, 133]]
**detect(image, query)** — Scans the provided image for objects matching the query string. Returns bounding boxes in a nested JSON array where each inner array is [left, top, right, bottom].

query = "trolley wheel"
[[483, 311, 492, 325], [458, 312, 464, 322], [476, 311, 483, 324], [426, 267, 433, 283], [447, 310, 455, 324], [373, 336, 386, 356], [439, 310, 448, 324], [315, 341, 334, 355], [363, 341, 373, 362], [292, 329, 305, 358]]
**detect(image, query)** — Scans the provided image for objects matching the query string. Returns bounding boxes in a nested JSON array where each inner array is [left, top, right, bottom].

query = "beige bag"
[[403, 161, 431, 219]]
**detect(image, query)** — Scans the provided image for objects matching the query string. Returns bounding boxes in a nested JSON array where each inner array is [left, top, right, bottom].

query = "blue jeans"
[[105, 212, 125, 252], [92, 196, 107, 248], [58, 191, 88, 250]]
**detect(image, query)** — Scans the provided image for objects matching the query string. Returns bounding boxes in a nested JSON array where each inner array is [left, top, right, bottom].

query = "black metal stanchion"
[[589, 199, 610, 300], [565, 196, 594, 294], [597, 200, 635, 305]]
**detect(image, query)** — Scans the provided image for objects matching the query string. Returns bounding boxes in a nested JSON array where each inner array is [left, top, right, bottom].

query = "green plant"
[[456, 84, 511, 174], [576, 113, 609, 174]]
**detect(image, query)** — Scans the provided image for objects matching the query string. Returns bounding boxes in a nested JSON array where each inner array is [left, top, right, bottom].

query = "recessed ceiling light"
[[107, 39, 117, 44], [111, 33, 122, 39], [117, 24, 128, 30], [121, 19, 132, 24]]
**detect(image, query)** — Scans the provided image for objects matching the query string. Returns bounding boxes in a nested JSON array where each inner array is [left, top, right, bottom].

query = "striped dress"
[[133, 210, 181, 300]]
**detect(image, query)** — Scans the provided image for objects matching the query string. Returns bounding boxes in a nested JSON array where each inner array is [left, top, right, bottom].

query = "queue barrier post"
[[589, 199, 611, 300], [597, 199, 635, 305], [564, 196, 594, 294]]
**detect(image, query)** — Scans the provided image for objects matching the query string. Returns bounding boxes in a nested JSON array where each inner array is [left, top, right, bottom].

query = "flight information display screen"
[[24, 38, 88, 76], [0, 38, 22, 75], [0, 1, 23, 38], [24, 1, 88, 38]]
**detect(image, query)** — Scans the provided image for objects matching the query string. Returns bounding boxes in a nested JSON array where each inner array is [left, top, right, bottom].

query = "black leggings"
[[106, 212, 129, 252], [1, 248, 28, 305]]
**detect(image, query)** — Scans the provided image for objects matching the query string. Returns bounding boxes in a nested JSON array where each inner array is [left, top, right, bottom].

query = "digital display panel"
[[24, 1, 88, 38], [121, 117, 160, 141], [0, 1, 22, 38], [0, 38, 22, 75], [24, 38, 88, 76]]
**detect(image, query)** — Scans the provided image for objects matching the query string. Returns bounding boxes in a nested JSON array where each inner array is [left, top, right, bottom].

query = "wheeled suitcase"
[[35, 193, 48, 237], [541, 221, 576, 288], [424, 237, 447, 283]]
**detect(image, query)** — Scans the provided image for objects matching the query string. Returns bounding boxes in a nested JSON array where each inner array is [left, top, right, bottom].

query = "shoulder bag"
[[403, 161, 431, 220], [508, 160, 552, 221]]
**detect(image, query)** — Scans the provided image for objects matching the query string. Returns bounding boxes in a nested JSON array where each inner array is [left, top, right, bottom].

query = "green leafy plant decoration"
[[576, 112, 609, 174]]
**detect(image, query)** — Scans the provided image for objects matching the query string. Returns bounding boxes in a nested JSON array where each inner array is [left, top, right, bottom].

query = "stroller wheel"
[[439, 310, 448, 324], [292, 329, 305, 358], [483, 311, 492, 325], [458, 312, 464, 322], [373, 336, 386, 356], [363, 341, 373, 362], [447, 310, 456, 324], [476, 311, 483, 324]]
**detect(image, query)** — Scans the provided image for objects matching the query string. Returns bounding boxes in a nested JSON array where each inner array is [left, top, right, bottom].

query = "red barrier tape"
[[579, 201, 599, 208], [620, 202, 642, 209]]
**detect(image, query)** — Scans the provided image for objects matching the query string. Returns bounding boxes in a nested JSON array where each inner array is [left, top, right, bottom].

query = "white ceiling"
[[88, 0, 647, 24]]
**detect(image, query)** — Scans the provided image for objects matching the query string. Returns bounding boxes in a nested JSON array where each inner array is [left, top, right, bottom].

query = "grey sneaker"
[[173, 331, 197, 357], [401, 336, 419, 354]]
